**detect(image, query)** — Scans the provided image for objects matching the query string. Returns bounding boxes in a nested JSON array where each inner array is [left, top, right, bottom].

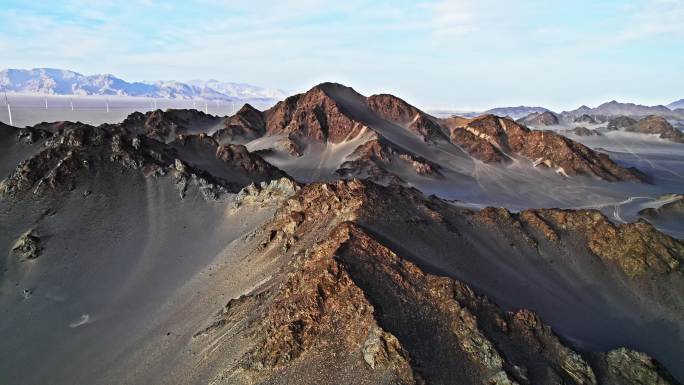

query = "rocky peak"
[[607, 116, 637, 130], [263, 83, 366, 144], [213, 103, 266, 144], [367, 94, 421, 125], [574, 114, 599, 124], [567, 126, 601, 136], [215, 143, 286, 178], [518, 111, 560, 126]]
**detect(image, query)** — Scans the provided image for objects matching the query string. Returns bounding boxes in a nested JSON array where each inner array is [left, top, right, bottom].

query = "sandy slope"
[[0, 169, 286, 385]]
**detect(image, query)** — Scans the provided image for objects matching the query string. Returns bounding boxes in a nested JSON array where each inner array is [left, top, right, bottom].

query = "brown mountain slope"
[[449, 115, 646, 181], [367, 94, 448, 141], [263, 83, 366, 143], [193, 179, 682, 384], [337, 136, 442, 183]]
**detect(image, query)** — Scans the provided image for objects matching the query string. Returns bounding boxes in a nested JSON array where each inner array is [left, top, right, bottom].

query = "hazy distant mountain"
[[517, 111, 560, 126], [187, 79, 288, 101], [562, 100, 678, 119], [668, 99, 684, 110], [0, 68, 286, 103], [482, 106, 550, 120]]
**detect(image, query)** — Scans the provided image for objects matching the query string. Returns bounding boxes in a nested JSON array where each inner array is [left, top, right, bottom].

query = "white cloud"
[[422, 0, 477, 37], [618, 0, 684, 41]]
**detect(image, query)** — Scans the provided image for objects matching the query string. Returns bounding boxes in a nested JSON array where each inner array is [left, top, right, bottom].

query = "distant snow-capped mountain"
[[186, 79, 288, 101], [668, 99, 684, 110], [0, 68, 286, 103]]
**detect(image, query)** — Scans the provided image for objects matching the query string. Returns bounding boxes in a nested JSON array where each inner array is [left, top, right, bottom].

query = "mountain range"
[[1, 82, 684, 385], [477, 100, 684, 121], [0, 68, 287, 104]]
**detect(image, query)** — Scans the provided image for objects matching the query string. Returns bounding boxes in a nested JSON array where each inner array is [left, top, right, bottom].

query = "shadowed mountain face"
[[119, 109, 225, 143], [2, 83, 684, 385]]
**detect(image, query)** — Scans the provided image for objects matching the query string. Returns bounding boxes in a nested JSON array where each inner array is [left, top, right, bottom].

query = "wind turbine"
[[5, 92, 12, 126], [45, 97, 48, 110], [70, 98, 74, 111], [204, 101, 208, 114], [153, 98, 158, 110], [106, 98, 109, 113]]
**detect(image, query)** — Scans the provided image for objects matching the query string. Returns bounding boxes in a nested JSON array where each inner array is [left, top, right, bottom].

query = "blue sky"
[[0, 0, 682, 110]]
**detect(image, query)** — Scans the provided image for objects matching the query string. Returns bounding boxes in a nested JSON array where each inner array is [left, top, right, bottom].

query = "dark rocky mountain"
[[213, 103, 266, 144], [607, 116, 638, 131], [449, 114, 645, 181], [517, 111, 560, 126], [0, 120, 283, 198], [119, 108, 224, 143], [625, 115, 684, 143], [574, 114, 600, 124], [566, 126, 602, 136], [262, 83, 367, 143]]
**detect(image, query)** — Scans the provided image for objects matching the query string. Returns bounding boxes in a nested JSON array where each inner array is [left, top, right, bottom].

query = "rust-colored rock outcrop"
[[450, 115, 646, 182]]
